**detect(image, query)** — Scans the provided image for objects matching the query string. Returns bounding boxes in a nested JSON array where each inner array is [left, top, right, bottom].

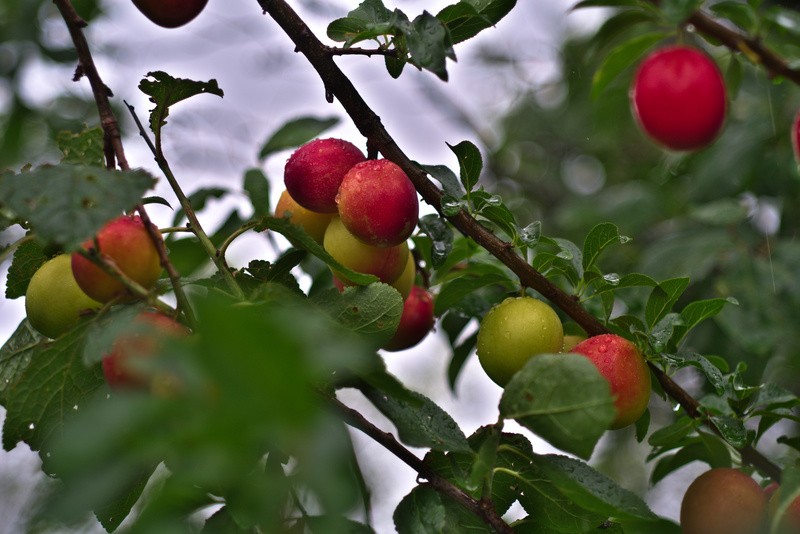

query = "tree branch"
[[324, 393, 515, 534], [258, 0, 782, 482]]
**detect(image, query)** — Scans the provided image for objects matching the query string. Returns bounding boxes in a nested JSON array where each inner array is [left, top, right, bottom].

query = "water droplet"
[[487, 195, 502, 206], [619, 235, 632, 244], [603, 273, 620, 285], [28, 423, 35, 430], [557, 250, 573, 261], [73, 405, 79, 411]]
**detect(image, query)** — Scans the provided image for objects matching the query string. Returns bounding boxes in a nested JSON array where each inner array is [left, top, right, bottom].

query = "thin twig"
[[324, 46, 398, 58], [324, 393, 515, 534]]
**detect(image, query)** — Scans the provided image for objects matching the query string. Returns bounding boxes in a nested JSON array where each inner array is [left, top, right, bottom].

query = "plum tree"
[[476, 296, 563, 386], [630, 45, 726, 151], [382, 285, 434, 352], [274, 189, 334, 244], [71, 215, 163, 303], [680, 468, 767, 534], [323, 217, 409, 285], [25, 254, 102, 339], [131, 0, 209, 28], [102, 311, 188, 390], [571, 334, 651, 429], [284, 138, 366, 213], [336, 159, 419, 247]]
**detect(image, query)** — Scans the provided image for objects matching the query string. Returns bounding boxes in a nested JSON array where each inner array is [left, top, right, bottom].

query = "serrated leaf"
[[583, 222, 624, 272], [0, 165, 155, 249], [536, 454, 659, 521], [360, 383, 471, 452], [6, 237, 46, 299], [592, 32, 667, 100], [448, 141, 482, 193], [0, 320, 44, 404], [57, 127, 104, 167], [3, 323, 104, 453], [418, 214, 454, 268], [327, 0, 401, 46], [437, 0, 517, 45], [243, 168, 270, 218], [263, 216, 377, 286], [499, 354, 615, 459], [139, 71, 224, 136], [312, 284, 402, 345], [257, 116, 340, 160], [394, 486, 446, 534], [645, 277, 690, 329], [407, 12, 454, 81]]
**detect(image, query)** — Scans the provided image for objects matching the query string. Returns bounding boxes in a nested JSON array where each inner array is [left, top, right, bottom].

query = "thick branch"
[[325, 393, 514, 534], [259, 0, 782, 482]]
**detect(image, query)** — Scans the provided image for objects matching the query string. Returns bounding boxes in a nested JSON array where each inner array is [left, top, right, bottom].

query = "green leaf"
[[418, 214, 454, 268], [393, 486, 446, 534], [139, 71, 224, 136], [418, 163, 465, 199], [648, 416, 697, 447], [57, 127, 104, 167], [592, 32, 667, 100], [670, 297, 737, 345], [262, 216, 377, 286], [573, 0, 642, 8], [448, 141, 483, 193], [3, 323, 104, 453], [645, 277, 690, 329], [0, 320, 44, 404], [536, 454, 660, 521], [360, 383, 471, 453], [519, 221, 541, 248], [305, 516, 376, 533], [5, 237, 46, 299], [434, 273, 514, 316], [94, 470, 153, 532], [0, 165, 155, 249], [407, 12, 454, 81], [499, 354, 615, 459], [326, 0, 400, 46], [582, 222, 626, 272], [257, 116, 340, 160], [243, 168, 270, 218], [709, 415, 748, 448], [312, 283, 403, 346], [689, 198, 748, 226], [436, 0, 517, 45], [660, 0, 703, 25]]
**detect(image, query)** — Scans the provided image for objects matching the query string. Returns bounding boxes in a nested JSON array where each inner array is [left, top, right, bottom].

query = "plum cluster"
[[276, 138, 434, 352]]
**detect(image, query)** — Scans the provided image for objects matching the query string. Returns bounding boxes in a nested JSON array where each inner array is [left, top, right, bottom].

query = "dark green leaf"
[[434, 273, 514, 316], [257, 116, 340, 160], [0, 165, 155, 249], [139, 71, 224, 136], [644, 277, 690, 329], [0, 320, 44, 404], [360, 383, 471, 452], [592, 32, 667, 100], [418, 214, 454, 268], [499, 354, 615, 459], [660, 0, 704, 25], [5, 237, 46, 299], [407, 12, 454, 81], [573, 0, 642, 7], [536, 454, 659, 521], [437, 0, 517, 45], [670, 297, 736, 346], [447, 331, 477, 391], [418, 163, 465, 198], [312, 283, 403, 345], [709, 416, 748, 449], [448, 141, 482, 193], [243, 168, 270, 218], [583, 222, 625, 272], [393, 486, 446, 534], [57, 127, 104, 167]]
